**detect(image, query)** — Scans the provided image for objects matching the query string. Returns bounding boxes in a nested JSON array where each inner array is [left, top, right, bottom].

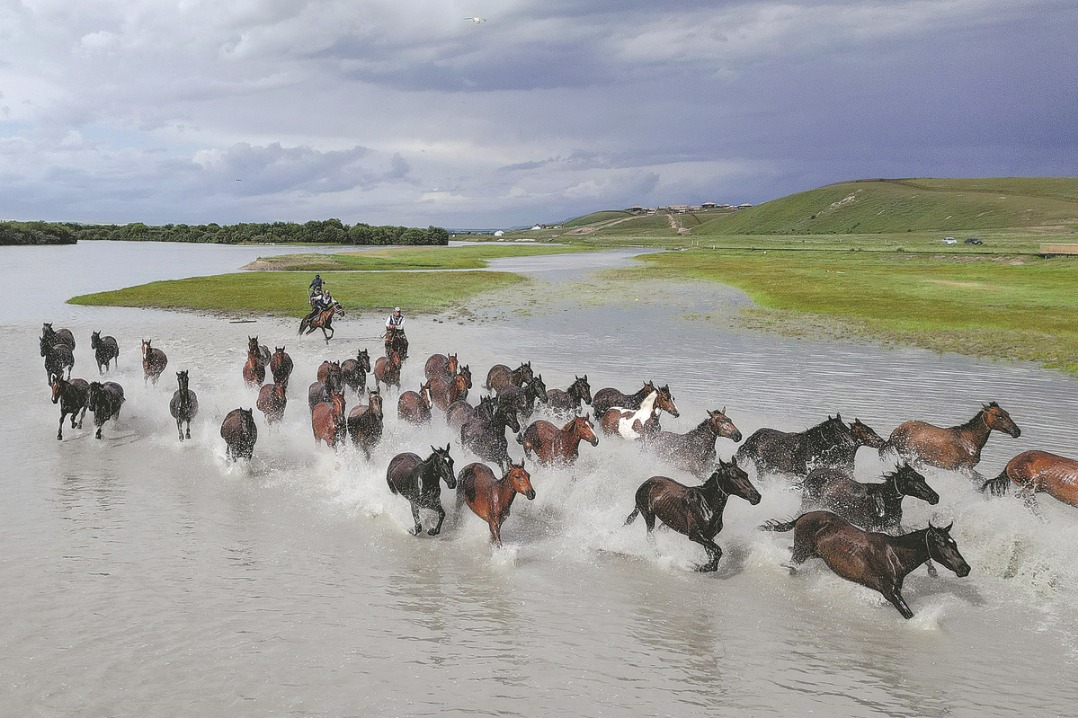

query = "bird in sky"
[[465, 17, 486, 24]]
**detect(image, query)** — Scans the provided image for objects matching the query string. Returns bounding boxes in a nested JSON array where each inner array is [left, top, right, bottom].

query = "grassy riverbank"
[[242, 243, 590, 271], [612, 249, 1078, 375]]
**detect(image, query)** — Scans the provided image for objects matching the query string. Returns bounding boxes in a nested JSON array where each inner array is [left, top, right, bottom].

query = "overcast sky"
[[1, 0, 1075, 229]]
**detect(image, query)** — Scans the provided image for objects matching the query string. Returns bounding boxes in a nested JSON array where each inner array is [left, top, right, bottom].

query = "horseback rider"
[[304, 287, 334, 325], [384, 306, 408, 357], [309, 273, 324, 298]]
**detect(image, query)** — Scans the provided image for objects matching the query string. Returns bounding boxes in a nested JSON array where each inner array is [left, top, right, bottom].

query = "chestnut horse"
[[269, 346, 294, 389], [220, 408, 257, 461], [736, 415, 885, 478], [373, 350, 402, 393], [141, 339, 168, 385], [242, 336, 269, 387], [256, 379, 288, 424], [340, 348, 371, 396], [761, 511, 970, 619], [386, 445, 456, 536], [625, 458, 761, 572], [169, 370, 199, 441], [429, 370, 469, 411], [309, 361, 343, 412], [90, 331, 119, 374], [456, 460, 535, 545], [347, 389, 384, 459], [50, 375, 89, 440], [517, 414, 599, 466], [645, 408, 743, 478], [311, 384, 347, 449], [546, 375, 592, 418], [87, 381, 125, 440], [299, 301, 343, 344], [424, 353, 459, 381], [982, 450, 1078, 508], [398, 381, 433, 425], [485, 362, 533, 393], [881, 402, 1021, 477], [800, 463, 939, 533]]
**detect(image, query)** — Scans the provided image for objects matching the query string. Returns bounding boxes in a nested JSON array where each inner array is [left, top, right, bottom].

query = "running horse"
[[625, 459, 761, 572], [348, 389, 384, 459], [485, 361, 533, 393], [141, 339, 168, 385], [169, 370, 199, 441], [311, 377, 347, 449], [546, 375, 592, 418], [50, 374, 89, 440], [644, 408, 744, 478], [373, 350, 403, 393], [456, 460, 536, 546], [736, 414, 885, 478], [424, 353, 459, 381], [256, 378, 288, 424], [386, 445, 456, 536], [460, 397, 522, 470], [761, 511, 970, 619], [87, 381, 125, 440], [220, 408, 257, 461], [517, 414, 599, 466], [242, 336, 269, 387], [269, 346, 294, 390], [42, 323, 76, 352], [309, 361, 344, 411], [495, 374, 548, 422], [90, 331, 119, 374], [881, 402, 1021, 479], [384, 326, 408, 359], [982, 450, 1078, 509], [299, 300, 343, 344], [592, 380, 681, 421], [397, 381, 433, 425], [428, 369, 469, 411], [800, 463, 939, 533], [40, 334, 74, 384], [340, 348, 371, 396]]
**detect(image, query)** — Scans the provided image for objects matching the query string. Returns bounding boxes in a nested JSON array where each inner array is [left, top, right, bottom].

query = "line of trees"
[[0, 219, 450, 246]]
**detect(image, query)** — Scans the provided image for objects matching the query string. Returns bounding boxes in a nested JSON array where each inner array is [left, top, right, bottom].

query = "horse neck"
[[694, 417, 717, 439], [417, 457, 443, 491], [555, 424, 585, 458], [889, 529, 932, 574], [637, 391, 658, 417], [697, 476, 731, 513], [870, 475, 904, 514], [957, 409, 994, 446], [630, 386, 650, 403]]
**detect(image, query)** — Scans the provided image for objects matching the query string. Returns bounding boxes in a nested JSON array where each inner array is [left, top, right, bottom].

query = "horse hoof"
[[694, 563, 719, 573], [428, 528, 441, 536], [409, 527, 421, 536]]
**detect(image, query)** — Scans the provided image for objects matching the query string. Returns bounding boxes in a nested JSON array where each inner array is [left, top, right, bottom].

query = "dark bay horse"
[[90, 331, 119, 373], [485, 362, 533, 393], [761, 511, 970, 619], [220, 408, 257, 461], [269, 346, 294, 389], [386, 445, 456, 536], [645, 408, 743, 478], [42, 323, 75, 352], [299, 301, 343, 343], [424, 353, 459, 381], [800, 463, 939, 532], [312, 384, 347, 449], [546, 375, 592, 418], [496, 374, 548, 422], [881, 402, 1021, 477], [982, 450, 1078, 509], [593, 381, 653, 420], [256, 378, 288, 424], [398, 381, 433, 425], [242, 336, 269, 387], [373, 350, 403, 393], [736, 415, 885, 478], [87, 381, 125, 440], [340, 348, 371, 396], [347, 389, 384, 459], [445, 396, 493, 435], [429, 370, 469, 411], [169, 370, 199, 441], [517, 414, 599, 466], [456, 460, 536, 546], [625, 458, 761, 572], [141, 339, 168, 385], [461, 398, 522, 470], [50, 375, 89, 440], [309, 361, 343, 412], [40, 335, 74, 384], [384, 326, 408, 359]]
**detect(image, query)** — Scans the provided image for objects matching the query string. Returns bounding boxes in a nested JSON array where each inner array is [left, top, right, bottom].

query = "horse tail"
[[624, 508, 640, 526], [298, 317, 309, 335], [981, 469, 1011, 497], [759, 518, 798, 533]]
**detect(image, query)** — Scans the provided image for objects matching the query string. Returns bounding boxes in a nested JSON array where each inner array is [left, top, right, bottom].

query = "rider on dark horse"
[[385, 306, 408, 357], [305, 286, 335, 325]]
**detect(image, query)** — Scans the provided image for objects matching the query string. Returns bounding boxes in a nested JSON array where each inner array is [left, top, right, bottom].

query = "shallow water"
[[3, 241, 1078, 716]]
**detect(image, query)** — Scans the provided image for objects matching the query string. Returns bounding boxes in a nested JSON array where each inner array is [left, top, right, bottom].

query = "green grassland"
[[242, 243, 590, 271]]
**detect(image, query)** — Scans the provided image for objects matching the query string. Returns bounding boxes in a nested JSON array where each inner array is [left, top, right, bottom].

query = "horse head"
[[848, 418, 886, 449], [91, 331, 101, 348], [368, 389, 384, 418], [177, 370, 189, 392], [574, 414, 599, 446], [49, 374, 63, 403], [447, 353, 459, 375], [925, 521, 971, 577], [430, 443, 456, 489], [504, 458, 535, 501], [496, 400, 522, 434], [141, 339, 152, 358], [357, 348, 371, 373], [891, 462, 939, 505], [248, 336, 259, 354], [656, 384, 680, 417], [528, 374, 549, 403], [983, 402, 1021, 438], [574, 375, 592, 404], [708, 408, 742, 442], [459, 365, 472, 389], [708, 458, 761, 505]]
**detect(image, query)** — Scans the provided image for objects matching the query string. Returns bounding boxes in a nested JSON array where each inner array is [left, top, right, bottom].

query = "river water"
[[2, 241, 1078, 717]]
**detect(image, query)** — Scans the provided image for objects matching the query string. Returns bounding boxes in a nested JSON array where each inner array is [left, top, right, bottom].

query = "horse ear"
[[445, 442, 452, 453], [721, 406, 726, 414], [836, 412, 842, 421], [943, 521, 954, 532]]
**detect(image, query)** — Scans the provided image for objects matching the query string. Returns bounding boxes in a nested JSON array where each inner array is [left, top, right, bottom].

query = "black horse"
[[40, 334, 74, 384], [625, 458, 761, 572], [42, 323, 75, 352], [50, 374, 89, 440], [644, 408, 743, 478], [90, 331, 119, 374], [546, 375, 592, 418], [169, 370, 199, 441], [340, 348, 371, 396], [496, 374, 548, 422], [736, 414, 885, 478], [800, 462, 939, 533], [460, 397, 523, 470], [87, 381, 125, 439], [386, 445, 456, 536]]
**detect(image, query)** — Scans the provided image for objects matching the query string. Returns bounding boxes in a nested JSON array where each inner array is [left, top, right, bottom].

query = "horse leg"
[[691, 534, 723, 572], [76, 405, 86, 428], [185, 419, 192, 440], [409, 502, 424, 535], [882, 586, 915, 619], [624, 508, 640, 525], [177, 416, 185, 441], [429, 503, 447, 536], [488, 518, 503, 546], [57, 412, 65, 441]]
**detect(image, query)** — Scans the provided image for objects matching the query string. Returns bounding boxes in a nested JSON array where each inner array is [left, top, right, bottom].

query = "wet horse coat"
[[882, 402, 1021, 476], [386, 445, 456, 536], [983, 450, 1078, 508], [456, 460, 535, 545]]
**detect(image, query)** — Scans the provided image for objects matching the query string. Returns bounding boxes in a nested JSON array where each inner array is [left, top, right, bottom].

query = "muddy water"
[[2, 242, 1078, 716]]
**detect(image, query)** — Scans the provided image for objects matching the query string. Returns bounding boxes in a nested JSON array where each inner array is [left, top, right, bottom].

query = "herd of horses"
[[39, 320, 1078, 620]]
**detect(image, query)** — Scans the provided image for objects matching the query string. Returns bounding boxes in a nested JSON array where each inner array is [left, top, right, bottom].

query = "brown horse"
[[424, 353, 459, 381], [485, 362, 533, 393], [800, 463, 939, 533], [256, 378, 288, 424], [141, 339, 168, 385], [373, 350, 403, 393], [309, 361, 343, 412], [50, 375, 89, 440], [517, 414, 599, 466], [761, 511, 970, 619], [881, 402, 1021, 477], [347, 389, 384, 459], [90, 331, 119, 374], [87, 381, 125, 440], [386, 445, 456, 536], [982, 450, 1078, 508], [384, 326, 408, 359], [269, 346, 294, 389], [429, 370, 469, 411], [340, 348, 371, 396], [445, 396, 494, 435], [546, 375, 592, 418], [312, 385, 347, 449], [398, 381, 433, 425], [625, 458, 761, 572], [644, 408, 743, 478], [221, 408, 257, 461], [456, 460, 536, 545], [169, 370, 199, 441], [242, 336, 268, 387], [299, 301, 343, 343]]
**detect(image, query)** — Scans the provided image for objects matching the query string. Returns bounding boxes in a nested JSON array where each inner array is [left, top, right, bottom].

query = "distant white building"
[[493, 230, 504, 237]]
